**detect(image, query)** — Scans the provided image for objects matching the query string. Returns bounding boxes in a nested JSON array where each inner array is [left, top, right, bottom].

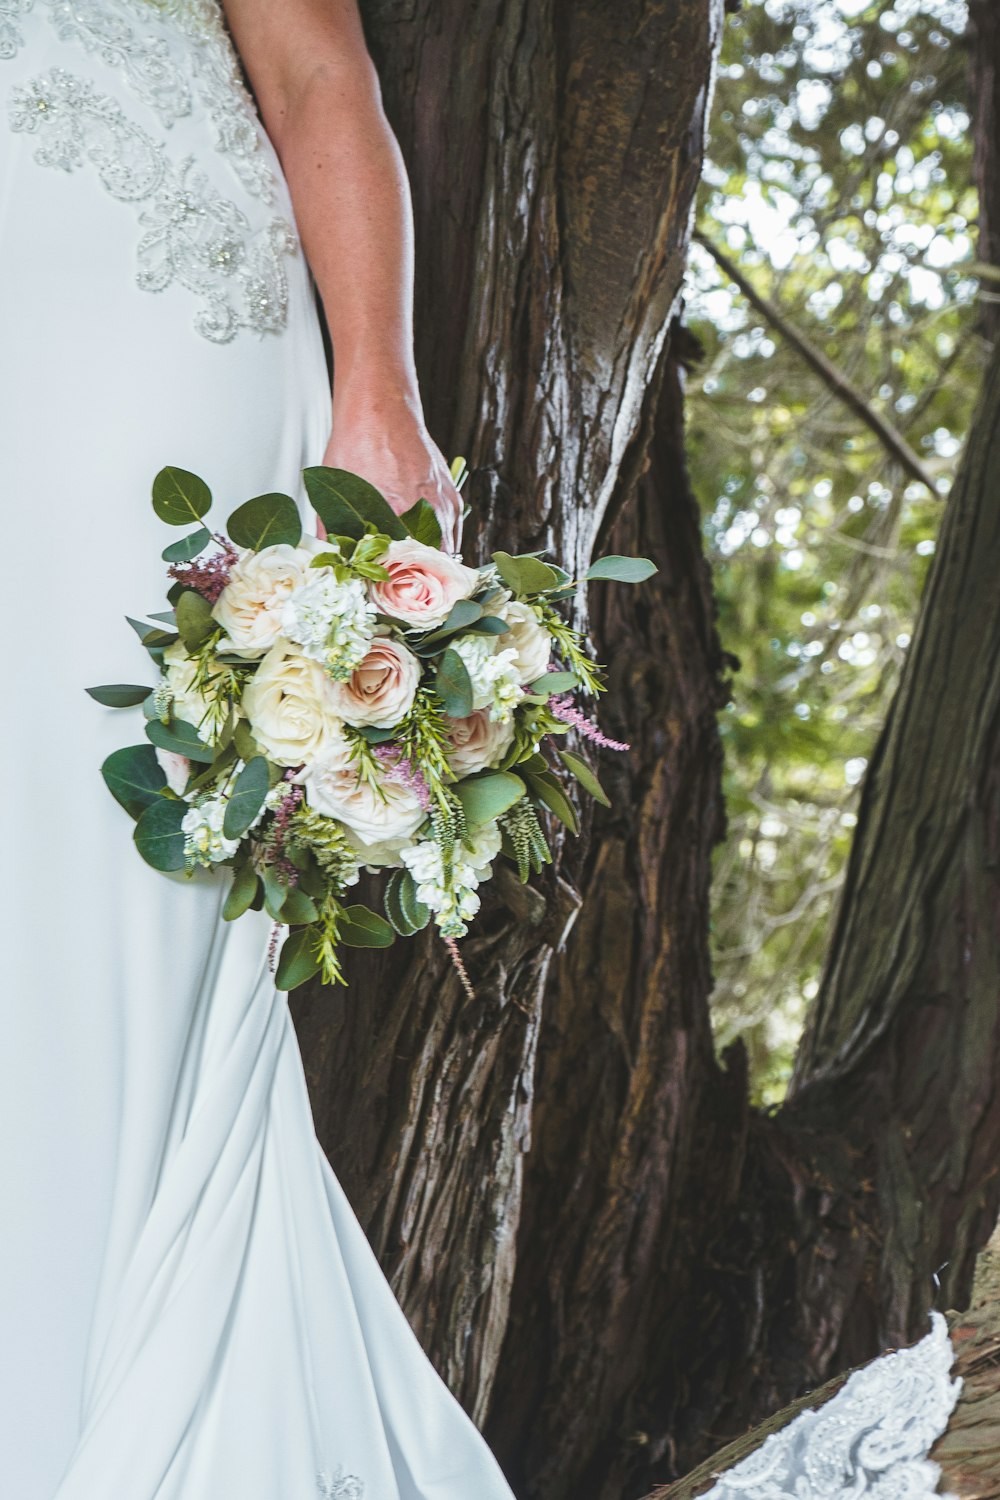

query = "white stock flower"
[[182, 794, 240, 867], [279, 570, 377, 681], [450, 633, 525, 724], [398, 822, 502, 937], [241, 638, 345, 767]]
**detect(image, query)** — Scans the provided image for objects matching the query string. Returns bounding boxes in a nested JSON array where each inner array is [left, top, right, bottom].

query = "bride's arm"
[[220, 0, 463, 551]]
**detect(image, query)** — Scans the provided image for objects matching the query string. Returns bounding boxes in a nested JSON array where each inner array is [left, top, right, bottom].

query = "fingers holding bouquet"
[[320, 411, 464, 554]]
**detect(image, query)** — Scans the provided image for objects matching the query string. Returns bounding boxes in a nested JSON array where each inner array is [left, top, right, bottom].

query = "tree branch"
[[694, 230, 939, 495]]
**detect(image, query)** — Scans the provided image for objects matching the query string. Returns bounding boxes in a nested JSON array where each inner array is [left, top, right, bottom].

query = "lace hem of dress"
[[700, 1312, 961, 1500], [8, 68, 295, 342]]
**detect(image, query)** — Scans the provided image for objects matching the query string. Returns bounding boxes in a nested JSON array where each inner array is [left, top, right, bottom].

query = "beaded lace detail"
[[8, 68, 295, 341], [699, 1313, 961, 1500], [0, 0, 33, 59], [316, 1469, 364, 1499], [2, 0, 296, 340], [40, 0, 277, 201]]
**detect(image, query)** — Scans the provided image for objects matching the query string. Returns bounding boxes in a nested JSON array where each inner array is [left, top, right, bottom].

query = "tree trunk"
[[289, 0, 726, 1432], [289, 7, 1000, 1500]]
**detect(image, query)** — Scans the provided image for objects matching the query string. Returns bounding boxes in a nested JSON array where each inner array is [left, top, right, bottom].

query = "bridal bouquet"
[[88, 462, 655, 992]]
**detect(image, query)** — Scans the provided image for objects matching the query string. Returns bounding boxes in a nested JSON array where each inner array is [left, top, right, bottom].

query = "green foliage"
[[687, 0, 983, 1101]]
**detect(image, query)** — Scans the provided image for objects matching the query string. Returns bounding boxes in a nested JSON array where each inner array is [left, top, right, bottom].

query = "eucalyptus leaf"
[[355, 724, 397, 744], [528, 670, 578, 695], [101, 743, 167, 819], [339, 905, 396, 948], [162, 527, 212, 563], [223, 862, 259, 921], [175, 589, 216, 652], [86, 683, 152, 708], [133, 797, 188, 871], [417, 598, 483, 646], [399, 496, 443, 548], [279, 886, 320, 925], [525, 770, 580, 834], [492, 550, 560, 595], [384, 868, 431, 936], [222, 755, 270, 839], [233, 719, 262, 762], [584, 554, 658, 583], [434, 648, 474, 718], [146, 716, 216, 764], [262, 866, 290, 921], [274, 927, 322, 991], [152, 466, 212, 527], [558, 748, 612, 808], [227, 492, 302, 550], [454, 770, 526, 828], [303, 466, 408, 541]]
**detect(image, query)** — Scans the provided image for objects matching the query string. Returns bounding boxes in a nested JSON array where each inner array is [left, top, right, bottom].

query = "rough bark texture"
[[288, 0, 727, 1450], [286, 6, 1000, 1499]]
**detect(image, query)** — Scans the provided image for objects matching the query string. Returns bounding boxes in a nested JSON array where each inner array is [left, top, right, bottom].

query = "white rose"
[[241, 638, 345, 767], [328, 634, 422, 728], [295, 739, 429, 865], [496, 597, 553, 685], [211, 543, 317, 654], [369, 537, 482, 629], [162, 640, 228, 744], [445, 708, 516, 776]]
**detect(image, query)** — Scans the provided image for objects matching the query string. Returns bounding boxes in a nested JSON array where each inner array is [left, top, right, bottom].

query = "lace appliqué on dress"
[[701, 1312, 961, 1500], [40, 0, 277, 203], [316, 1468, 365, 1499], [0, 0, 32, 60], [8, 68, 294, 342]]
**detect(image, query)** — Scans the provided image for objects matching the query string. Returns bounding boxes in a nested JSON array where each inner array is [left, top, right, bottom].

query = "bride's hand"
[[319, 393, 464, 554]]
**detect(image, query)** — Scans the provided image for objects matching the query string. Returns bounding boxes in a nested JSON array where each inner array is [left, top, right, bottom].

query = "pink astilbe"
[[265, 780, 304, 884], [373, 743, 433, 810], [167, 532, 239, 603], [442, 934, 477, 1001], [548, 694, 630, 751], [266, 920, 282, 973]]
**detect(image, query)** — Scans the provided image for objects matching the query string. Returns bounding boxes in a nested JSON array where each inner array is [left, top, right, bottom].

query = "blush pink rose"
[[369, 538, 481, 629], [328, 635, 421, 728], [445, 708, 516, 777]]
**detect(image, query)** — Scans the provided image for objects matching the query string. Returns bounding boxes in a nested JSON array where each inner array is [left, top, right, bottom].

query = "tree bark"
[[288, 7, 1000, 1500], [289, 0, 726, 1436]]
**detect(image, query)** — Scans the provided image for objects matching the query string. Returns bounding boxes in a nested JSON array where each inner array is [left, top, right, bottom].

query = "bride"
[[0, 1, 518, 1496]]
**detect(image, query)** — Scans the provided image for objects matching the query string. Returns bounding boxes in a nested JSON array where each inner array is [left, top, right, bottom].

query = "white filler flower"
[[279, 571, 377, 682], [399, 822, 502, 937], [450, 634, 524, 724], [182, 793, 241, 867]]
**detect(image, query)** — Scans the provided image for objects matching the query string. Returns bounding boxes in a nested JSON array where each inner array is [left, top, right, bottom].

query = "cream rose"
[[241, 638, 345, 766], [445, 708, 516, 777], [295, 739, 429, 865], [327, 634, 421, 728], [369, 537, 481, 629], [162, 639, 228, 744], [497, 597, 552, 685], [211, 543, 317, 654]]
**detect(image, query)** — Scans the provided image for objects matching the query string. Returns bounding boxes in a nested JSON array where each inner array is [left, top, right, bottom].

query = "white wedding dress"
[[0, 4, 518, 1497]]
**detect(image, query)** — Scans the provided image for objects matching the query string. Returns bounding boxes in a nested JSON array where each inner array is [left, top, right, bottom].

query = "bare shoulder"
[[221, 0, 376, 140]]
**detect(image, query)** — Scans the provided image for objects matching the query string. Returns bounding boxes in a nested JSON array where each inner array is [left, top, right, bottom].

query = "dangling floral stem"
[[442, 933, 477, 1001]]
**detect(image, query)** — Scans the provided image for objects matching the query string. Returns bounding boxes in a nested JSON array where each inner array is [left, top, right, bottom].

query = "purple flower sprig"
[[167, 532, 239, 604], [548, 694, 630, 751], [265, 779, 304, 884], [373, 744, 433, 810]]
